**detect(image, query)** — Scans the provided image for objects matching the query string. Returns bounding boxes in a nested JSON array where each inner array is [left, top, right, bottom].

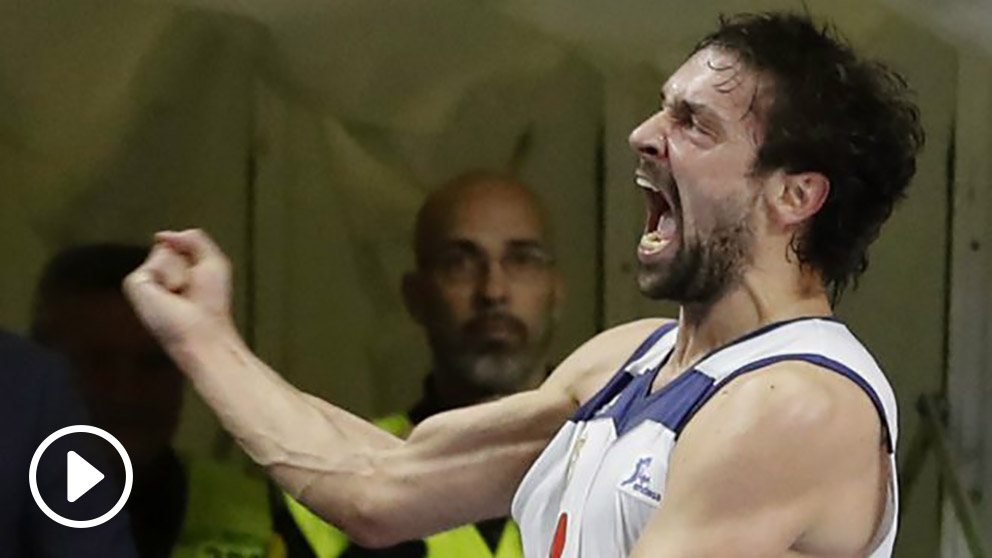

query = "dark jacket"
[[0, 330, 137, 558]]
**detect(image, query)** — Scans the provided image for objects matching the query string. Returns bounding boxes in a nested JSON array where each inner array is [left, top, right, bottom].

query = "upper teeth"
[[635, 176, 661, 193]]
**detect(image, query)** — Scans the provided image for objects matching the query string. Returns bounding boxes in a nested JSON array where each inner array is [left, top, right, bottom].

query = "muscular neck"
[[668, 259, 831, 374]]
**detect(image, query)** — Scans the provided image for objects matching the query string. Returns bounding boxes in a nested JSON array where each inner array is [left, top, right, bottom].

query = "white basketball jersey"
[[512, 317, 899, 558]]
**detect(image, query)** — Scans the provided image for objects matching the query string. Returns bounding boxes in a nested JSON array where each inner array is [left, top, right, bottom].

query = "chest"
[[513, 416, 678, 558], [514, 362, 711, 558]]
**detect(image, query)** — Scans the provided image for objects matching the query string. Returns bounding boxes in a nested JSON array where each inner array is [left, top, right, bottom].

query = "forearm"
[[170, 325, 401, 498], [123, 232, 558, 544]]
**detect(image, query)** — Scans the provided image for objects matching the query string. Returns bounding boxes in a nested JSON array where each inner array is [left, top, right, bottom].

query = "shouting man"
[[125, 13, 923, 558]]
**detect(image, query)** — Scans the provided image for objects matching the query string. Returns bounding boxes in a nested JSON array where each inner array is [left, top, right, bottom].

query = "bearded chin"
[[638, 221, 753, 304], [637, 245, 704, 302]]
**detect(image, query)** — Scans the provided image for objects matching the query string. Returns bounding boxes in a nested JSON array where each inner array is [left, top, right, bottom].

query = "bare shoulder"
[[683, 360, 882, 460], [670, 359, 885, 525], [543, 318, 674, 406], [659, 360, 888, 553]]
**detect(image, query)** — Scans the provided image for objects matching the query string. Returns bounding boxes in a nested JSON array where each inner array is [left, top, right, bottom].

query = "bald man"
[[281, 171, 563, 558], [405, 171, 564, 407]]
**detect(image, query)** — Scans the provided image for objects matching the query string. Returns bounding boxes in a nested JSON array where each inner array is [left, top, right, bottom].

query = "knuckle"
[[122, 270, 145, 292]]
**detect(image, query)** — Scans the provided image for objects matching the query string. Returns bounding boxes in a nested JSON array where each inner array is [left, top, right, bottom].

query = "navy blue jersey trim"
[[570, 370, 635, 422], [683, 316, 837, 373], [621, 321, 677, 370], [674, 353, 894, 453], [617, 369, 714, 435], [570, 321, 677, 422]]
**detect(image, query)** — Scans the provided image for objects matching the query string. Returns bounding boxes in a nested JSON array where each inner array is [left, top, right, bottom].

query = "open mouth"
[[636, 174, 678, 256]]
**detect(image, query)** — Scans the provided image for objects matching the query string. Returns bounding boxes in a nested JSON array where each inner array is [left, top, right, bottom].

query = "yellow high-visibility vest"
[[170, 457, 282, 558], [284, 414, 523, 558]]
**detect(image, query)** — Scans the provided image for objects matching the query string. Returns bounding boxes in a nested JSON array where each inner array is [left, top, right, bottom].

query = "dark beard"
[[638, 218, 753, 304]]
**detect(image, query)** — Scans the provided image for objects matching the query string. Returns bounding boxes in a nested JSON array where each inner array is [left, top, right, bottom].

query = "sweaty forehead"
[[663, 47, 765, 125]]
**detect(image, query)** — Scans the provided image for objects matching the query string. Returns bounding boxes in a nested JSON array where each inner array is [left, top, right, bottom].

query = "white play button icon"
[[29, 424, 133, 528], [66, 450, 105, 502]]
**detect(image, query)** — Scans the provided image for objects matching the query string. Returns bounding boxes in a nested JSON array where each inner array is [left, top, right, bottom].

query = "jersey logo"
[[618, 456, 662, 505], [564, 433, 587, 483]]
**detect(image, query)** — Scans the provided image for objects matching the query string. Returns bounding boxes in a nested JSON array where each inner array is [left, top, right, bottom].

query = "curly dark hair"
[[694, 12, 925, 303]]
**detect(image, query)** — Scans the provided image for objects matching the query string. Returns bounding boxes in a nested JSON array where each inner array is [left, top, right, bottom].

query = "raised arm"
[[123, 230, 649, 547]]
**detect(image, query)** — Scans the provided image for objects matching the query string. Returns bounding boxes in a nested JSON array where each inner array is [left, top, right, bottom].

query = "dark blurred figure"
[[283, 171, 563, 558], [0, 330, 137, 557], [32, 244, 284, 558]]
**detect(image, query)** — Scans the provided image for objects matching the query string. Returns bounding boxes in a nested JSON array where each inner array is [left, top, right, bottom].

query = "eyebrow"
[[660, 90, 724, 131], [438, 240, 483, 253], [506, 239, 549, 251]]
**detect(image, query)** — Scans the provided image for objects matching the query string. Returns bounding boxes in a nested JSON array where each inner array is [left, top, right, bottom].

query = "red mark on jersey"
[[550, 512, 568, 558]]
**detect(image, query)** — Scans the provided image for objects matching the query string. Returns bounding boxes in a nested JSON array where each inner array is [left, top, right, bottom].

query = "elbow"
[[341, 487, 407, 548], [349, 530, 403, 550]]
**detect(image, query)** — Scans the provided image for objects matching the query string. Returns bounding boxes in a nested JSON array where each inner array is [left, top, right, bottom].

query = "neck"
[[669, 263, 831, 372]]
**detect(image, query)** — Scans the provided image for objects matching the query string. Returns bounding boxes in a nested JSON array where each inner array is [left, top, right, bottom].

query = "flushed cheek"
[[675, 197, 727, 246], [682, 201, 723, 238]]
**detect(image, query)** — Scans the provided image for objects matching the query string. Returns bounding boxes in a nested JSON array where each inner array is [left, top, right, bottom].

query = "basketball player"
[[124, 13, 924, 557]]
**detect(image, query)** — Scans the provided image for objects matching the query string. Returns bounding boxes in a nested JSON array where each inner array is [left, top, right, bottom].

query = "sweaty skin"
[[126, 46, 889, 558]]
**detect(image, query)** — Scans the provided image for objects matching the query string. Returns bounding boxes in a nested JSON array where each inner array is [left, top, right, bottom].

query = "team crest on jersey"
[[618, 456, 662, 505]]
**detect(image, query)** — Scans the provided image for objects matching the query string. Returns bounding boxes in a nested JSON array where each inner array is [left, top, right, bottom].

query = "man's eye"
[[682, 114, 712, 137], [437, 253, 472, 270], [677, 112, 697, 129], [504, 250, 553, 271], [508, 253, 541, 266], [433, 252, 483, 281]]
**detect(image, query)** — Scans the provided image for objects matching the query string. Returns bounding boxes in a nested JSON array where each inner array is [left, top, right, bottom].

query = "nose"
[[476, 260, 509, 308], [628, 111, 669, 162]]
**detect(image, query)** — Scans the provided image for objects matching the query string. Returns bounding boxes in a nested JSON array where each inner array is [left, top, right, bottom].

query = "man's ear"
[[770, 171, 830, 227], [402, 272, 426, 325]]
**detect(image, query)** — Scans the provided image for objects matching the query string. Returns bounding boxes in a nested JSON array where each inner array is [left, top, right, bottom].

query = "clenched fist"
[[123, 229, 236, 350]]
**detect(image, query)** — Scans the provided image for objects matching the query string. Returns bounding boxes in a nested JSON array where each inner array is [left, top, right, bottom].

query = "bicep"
[[303, 386, 576, 545]]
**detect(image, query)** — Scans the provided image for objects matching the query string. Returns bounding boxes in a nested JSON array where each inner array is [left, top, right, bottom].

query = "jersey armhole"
[[675, 353, 894, 453]]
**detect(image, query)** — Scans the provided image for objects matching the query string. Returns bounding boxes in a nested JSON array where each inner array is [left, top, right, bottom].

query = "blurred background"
[[0, 0, 989, 556]]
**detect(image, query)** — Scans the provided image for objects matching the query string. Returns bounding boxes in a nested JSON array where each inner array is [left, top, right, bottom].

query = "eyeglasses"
[[429, 244, 555, 284]]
